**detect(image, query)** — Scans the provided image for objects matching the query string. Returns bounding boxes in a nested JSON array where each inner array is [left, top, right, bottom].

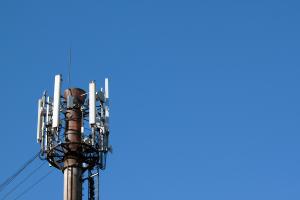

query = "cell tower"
[[36, 74, 111, 200]]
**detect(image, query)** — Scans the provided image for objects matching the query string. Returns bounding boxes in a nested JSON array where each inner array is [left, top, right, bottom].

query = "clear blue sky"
[[0, 0, 299, 199]]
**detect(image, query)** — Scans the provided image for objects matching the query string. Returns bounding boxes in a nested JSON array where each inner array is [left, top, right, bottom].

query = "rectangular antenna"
[[89, 81, 96, 125], [41, 96, 46, 151], [52, 74, 61, 128], [36, 99, 42, 143], [105, 106, 109, 123], [45, 96, 50, 125], [104, 105, 110, 131], [44, 96, 50, 151], [105, 78, 109, 99]]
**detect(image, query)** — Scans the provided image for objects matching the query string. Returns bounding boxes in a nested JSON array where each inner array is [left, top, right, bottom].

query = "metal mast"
[[36, 74, 111, 200], [63, 88, 85, 200]]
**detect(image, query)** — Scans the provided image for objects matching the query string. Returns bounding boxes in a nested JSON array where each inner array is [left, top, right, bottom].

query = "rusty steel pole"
[[63, 88, 86, 200]]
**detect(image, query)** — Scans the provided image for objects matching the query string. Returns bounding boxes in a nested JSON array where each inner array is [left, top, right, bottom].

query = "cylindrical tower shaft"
[[64, 161, 82, 200], [63, 88, 86, 200]]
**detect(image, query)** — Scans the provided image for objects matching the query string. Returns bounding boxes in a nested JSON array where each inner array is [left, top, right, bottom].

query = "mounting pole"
[[63, 88, 86, 200]]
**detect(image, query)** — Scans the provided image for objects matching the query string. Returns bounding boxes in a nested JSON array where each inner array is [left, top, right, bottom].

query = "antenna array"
[[36, 74, 111, 200]]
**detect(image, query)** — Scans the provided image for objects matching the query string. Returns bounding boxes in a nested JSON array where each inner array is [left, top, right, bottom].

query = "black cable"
[[1, 162, 46, 200], [12, 170, 53, 200], [0, 151, 40, 192]]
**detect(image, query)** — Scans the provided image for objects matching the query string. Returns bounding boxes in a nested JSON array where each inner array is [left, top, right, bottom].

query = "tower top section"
[[36, 74, 111, 171]]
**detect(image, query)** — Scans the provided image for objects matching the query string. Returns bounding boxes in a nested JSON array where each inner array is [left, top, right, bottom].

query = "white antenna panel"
[[89, 81, 96, 125], [105, 78, 109, 99], [45, 96, 50, 125], [52, 74, 61, 128], [36, 99, 42, 143], [44, 96, 50, 151], [105, 106, 109, 118]]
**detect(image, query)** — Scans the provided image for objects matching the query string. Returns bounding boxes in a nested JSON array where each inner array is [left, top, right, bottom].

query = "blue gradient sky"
[[0, 0, 299, 199]]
